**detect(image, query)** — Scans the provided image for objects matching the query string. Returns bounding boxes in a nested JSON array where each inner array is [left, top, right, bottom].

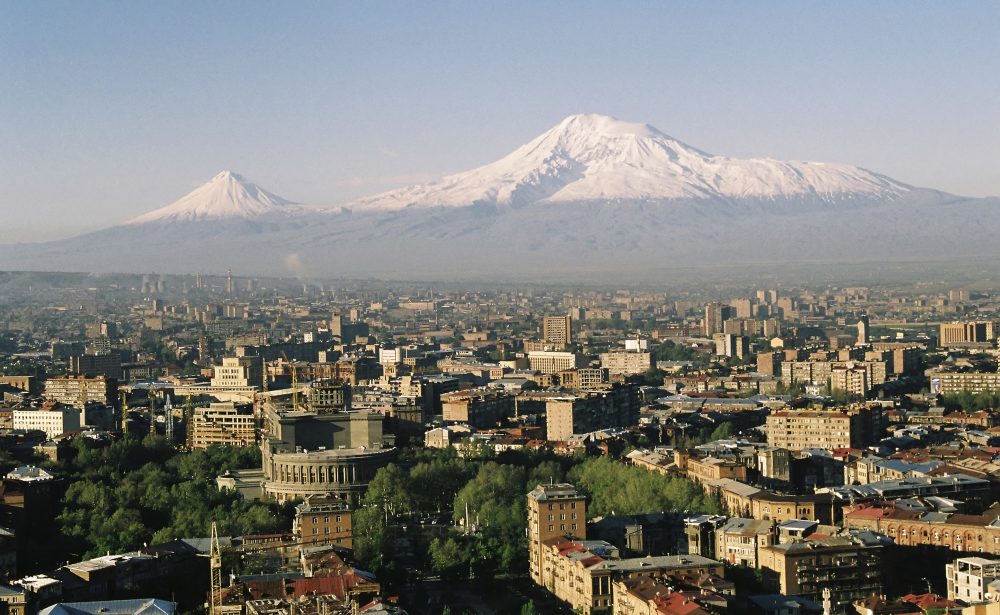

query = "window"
[[324, 528, 330, 534], [324, 516, 330, 523], [336, 515, 342, 522], [311, 528, 318, 535]]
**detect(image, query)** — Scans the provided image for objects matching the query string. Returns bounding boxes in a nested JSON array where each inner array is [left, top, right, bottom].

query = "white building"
[[13, 406, 82, 438], [946, 556, 1000, 603]]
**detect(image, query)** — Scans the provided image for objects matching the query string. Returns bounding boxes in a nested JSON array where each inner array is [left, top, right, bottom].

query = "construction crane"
[[164, 393, 174, 443], [185, 394, 195, 450], [119, 390, 128, 433], [148, 388, 158, 436], [281, 351, 301, 410], [209, 521, 222, 615]]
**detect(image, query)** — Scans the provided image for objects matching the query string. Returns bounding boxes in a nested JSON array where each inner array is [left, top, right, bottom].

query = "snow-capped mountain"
[[127, 171, 308, 224], [350, 114, 910, 211], [2, 114, 999, 280]]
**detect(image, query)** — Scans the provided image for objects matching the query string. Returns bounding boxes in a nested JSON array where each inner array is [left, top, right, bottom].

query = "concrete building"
[[946, 556, 1000, 603], [930, 371, 1000, 395], [440, 388, 514, 428], [830, 365, 869, 397], [766, 407, 881, 451], [545, 383, 639, 441], [704, 303, 735, 337], [758, 534, 888, 613], [940, 321, 990, 348], [537, 536, 723, 615], [190, 402, 257, 449], [599, 350, 652, 376], [68, 352, 122, 380], [256, 403, 395, 504], [212, 356, 264, 389], [686, 456, 748, 486], [527, 351, 584, 374]]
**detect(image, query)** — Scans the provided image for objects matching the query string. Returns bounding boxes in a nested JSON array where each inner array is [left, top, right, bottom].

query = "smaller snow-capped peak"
[[127, 171, 304, 224], [349, 113, 911, 211]]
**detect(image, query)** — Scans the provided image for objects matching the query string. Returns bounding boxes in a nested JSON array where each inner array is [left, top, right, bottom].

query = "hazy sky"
[[3, 1, 999, 241]]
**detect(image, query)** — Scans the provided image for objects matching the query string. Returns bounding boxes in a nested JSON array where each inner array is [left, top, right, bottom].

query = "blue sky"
[[2, 1, 999, 240]]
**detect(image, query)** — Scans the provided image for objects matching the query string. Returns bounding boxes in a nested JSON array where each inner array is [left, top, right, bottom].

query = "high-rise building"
[[542, 315, 572, 348], [527, 483, 587, 585], [703, 303, 734, 337]]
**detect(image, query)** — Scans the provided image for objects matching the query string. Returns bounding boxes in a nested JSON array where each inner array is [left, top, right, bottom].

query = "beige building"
[[766, 408, 880, 451], [715, 517, 774, 567], [293, 497, 353, 549], [528, 483, 587, 585], [940, 321, 990, 347], [212, 356, 264, 388], [538, 537, 723, 615], [441, 388, 514, 428], [686, 456, 747, 486], [830, 365, 869, 396], [545, 383, 639, 441], [599, 350, 652, 376], [190, 402, 257, 449]]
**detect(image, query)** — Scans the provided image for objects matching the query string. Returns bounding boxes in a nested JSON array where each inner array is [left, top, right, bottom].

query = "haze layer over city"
[[3, 3, 1000, 615]]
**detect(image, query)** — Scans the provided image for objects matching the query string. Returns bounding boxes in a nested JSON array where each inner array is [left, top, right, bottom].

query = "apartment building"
[[765, 407, 881, 451], [715, 517, 774, 567], [599, 350, 652, 376], [527, 483, 587, 585], [930, 371, 1000, 395], [758, 534, 887, 612], [293, 497, 353, 549], [542, 315, 572, 348], [545, 383, 639, 441], [44, 375, 116, 407]]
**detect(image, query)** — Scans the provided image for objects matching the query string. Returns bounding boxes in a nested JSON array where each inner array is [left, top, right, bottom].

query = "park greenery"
[[45, 436, 288, 564], [17, 430, 723, 585], [352, 447, 722, 585], [941, 391, 1000, 412]]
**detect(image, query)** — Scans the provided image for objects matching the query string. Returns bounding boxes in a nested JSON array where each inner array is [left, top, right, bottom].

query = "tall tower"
[[857, 315, 870, 346], [527, 483, 586, 586], [226, 269, 233, 296], [542, 315, 572, 348]]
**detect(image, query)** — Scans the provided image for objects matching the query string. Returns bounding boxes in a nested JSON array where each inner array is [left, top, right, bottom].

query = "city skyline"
[[3, 2, 1000, 241]]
